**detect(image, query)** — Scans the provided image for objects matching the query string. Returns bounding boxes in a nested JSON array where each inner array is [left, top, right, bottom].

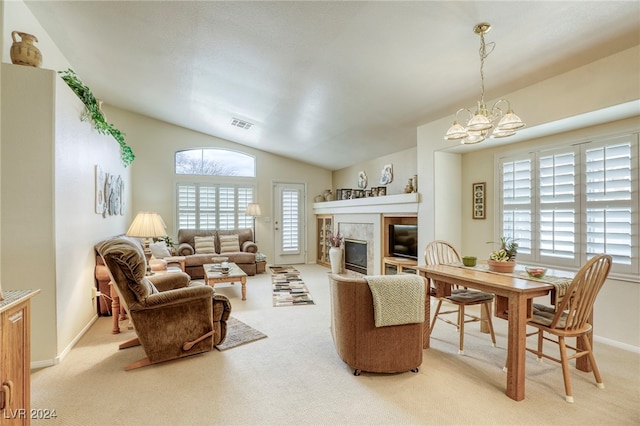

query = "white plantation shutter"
[[498, 132, 639, 277], [237, 188, 253, 230], [177, 184, 196, 229], [177, 183, 255, 230], [198, 186, 217, 229], [218, 187, 235, 230], [501, 158, 532, 257], [281, 189, 300, 253], [539, 149, 577, 261], [585, 136, 636, 271]]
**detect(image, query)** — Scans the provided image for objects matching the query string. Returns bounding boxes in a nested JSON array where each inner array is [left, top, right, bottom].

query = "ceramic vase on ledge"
[[10, 31, 42, 68], [329, 247, 343, 274]]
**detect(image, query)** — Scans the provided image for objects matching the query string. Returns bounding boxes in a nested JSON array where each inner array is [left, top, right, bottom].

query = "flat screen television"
[[389, 224, 418, 260]]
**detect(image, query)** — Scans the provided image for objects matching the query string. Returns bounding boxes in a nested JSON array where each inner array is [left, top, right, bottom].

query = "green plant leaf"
[[58, 68, 135, 167]]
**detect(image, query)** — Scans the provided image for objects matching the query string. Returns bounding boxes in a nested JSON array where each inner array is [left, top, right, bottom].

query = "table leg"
[[505, 294, 529, 401], [110, 282, 120, 334], [240, 277, 247, 301]]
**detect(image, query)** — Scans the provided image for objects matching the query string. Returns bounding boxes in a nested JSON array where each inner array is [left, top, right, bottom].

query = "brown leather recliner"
[[328, 273, 425, 375], [98, 236, 231, 370]]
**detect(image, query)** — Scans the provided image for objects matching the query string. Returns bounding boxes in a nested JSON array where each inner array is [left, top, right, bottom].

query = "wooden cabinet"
[[1, 290, 40, 426], [316, 215, 333, 267]]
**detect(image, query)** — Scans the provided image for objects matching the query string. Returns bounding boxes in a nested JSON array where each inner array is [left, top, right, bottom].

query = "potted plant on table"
[[487, 236, 518, 273], [328, 231, 344, 274]]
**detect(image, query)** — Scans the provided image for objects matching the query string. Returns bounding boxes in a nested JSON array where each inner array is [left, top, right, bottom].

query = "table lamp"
[[245, 203, 261, 241], [126, 211, 167, 275]]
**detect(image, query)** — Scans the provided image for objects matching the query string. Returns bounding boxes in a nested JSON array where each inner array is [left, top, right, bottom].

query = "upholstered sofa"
[[328, 273, 425, 375], [176, 228, 258, 278]]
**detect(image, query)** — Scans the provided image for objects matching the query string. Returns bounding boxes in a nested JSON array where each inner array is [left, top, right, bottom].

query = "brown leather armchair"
[[98, 236, 231, 370], [328, 273, 425, 375]]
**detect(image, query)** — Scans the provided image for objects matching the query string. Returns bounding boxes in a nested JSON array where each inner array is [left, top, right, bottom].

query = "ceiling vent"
[[230, 118, 254, 130]]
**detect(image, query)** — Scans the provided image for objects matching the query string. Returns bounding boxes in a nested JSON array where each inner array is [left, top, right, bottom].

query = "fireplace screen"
[[344, 239, 367, 274]]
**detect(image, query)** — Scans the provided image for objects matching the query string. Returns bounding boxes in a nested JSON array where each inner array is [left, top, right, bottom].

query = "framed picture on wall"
[[472, 182, 486, 219]]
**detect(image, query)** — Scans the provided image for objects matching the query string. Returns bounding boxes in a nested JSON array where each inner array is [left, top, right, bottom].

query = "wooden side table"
[[383, 256, 418, 274], [256, 260, 266, 274]]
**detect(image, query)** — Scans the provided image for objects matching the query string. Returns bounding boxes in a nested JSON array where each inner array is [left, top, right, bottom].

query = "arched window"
[[175, 148, 256, 177]]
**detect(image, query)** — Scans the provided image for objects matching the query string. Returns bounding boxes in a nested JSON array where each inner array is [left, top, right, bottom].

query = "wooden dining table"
[[415, 263, 577, 402]]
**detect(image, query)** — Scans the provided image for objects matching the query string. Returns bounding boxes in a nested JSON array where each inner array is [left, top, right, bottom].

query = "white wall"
[[103, 106, 332, 264], [2, 0, 129, 365], [1, 64, 130, 364]]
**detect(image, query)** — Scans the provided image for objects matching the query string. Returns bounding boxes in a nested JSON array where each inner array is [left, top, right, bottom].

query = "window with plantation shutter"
[[539, 149, 577, 261], [281, 189, 300, 253], [177, 183, 255, 231], [501, 158, 533, 257], [585, 137, 635, 270], [497, 132, 639, 278]]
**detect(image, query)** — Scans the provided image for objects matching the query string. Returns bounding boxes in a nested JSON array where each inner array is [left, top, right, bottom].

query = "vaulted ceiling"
[[25, 1, 640, 170]]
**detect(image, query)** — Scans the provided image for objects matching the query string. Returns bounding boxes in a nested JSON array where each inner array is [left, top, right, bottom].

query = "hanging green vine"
[[58, 68, 135, 167]]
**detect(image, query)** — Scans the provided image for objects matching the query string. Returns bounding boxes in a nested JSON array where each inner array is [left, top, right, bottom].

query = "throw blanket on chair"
[[365, 275, 425, 327]]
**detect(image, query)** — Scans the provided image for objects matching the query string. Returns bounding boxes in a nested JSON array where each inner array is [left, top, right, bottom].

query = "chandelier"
[[444, 23, 525, 144]]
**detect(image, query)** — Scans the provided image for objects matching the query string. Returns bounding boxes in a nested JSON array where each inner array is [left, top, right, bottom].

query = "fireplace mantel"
[[313, 192, 420, 215]]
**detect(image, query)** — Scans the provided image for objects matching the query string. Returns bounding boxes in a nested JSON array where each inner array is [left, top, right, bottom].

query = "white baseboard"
[[594, 335, 640, 354], [31, 315, 99, 370]]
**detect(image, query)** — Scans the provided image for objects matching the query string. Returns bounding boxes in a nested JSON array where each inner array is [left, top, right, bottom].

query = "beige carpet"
[[215, 317, 267, 351], [30, 263, 640, 425]]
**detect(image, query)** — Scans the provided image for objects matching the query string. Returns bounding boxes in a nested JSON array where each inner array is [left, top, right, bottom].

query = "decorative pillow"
[[219, 234, 241, 253], [194, 236, 216, 254], [149, 241, 171, 259]]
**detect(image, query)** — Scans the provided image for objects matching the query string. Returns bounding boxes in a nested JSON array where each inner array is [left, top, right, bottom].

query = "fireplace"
[[344, 239, 367, 274]]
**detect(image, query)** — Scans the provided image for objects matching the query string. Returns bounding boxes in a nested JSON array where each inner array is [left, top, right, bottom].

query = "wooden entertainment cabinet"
[[383, 215, 418, 274]]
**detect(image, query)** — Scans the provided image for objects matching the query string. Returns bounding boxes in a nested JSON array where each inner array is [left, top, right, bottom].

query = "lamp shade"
[[245, 203, 262, 217], [126, 212, 167, 238]]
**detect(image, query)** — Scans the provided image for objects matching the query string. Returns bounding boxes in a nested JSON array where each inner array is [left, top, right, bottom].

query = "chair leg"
[[580, 335, 605, 389], [430, 299, 443, 332], [458, 305, 465, 355], [558, 336, 574, 403], [482, 302, 497, 347], [536, 329, 544, 362]]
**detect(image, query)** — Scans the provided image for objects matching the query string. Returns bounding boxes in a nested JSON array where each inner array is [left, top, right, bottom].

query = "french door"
[[272, 182, 306, 265]]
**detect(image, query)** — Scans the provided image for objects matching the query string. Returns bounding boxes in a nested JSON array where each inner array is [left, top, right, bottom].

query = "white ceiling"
[[24, 1, 640, 170]]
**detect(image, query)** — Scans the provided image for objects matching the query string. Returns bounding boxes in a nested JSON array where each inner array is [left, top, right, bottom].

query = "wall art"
[[472, 182, 486, 219], [95, 165, 125, 217], [379, 164, 393, 185], [357, 171, 368, 189]]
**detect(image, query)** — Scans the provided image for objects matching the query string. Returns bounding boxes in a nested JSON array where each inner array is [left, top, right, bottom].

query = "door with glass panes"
[[272, 182, 305, 265]]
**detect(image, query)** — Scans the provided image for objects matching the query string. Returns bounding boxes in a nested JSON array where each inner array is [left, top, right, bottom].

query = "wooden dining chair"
[[525, 254, 612, 403], [424, 240, 496, 354]]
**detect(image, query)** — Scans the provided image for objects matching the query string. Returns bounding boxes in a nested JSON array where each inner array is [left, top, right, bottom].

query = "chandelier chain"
[[478, 32, 495, 106]]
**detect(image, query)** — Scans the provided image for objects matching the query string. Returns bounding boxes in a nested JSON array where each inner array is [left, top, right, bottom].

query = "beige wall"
[[417, 46, 640, 349], [103, 106, 332, 264], [1, 65, 130, 364], [332, 147, 417, 196], [460, 117, 640, 349]]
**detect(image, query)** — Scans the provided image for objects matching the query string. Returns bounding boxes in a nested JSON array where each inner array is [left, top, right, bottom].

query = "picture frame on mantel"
[[472, 182, 486, 219]]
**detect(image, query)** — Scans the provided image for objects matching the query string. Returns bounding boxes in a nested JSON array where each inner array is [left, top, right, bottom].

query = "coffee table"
[[203, 263, 247, 300]]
